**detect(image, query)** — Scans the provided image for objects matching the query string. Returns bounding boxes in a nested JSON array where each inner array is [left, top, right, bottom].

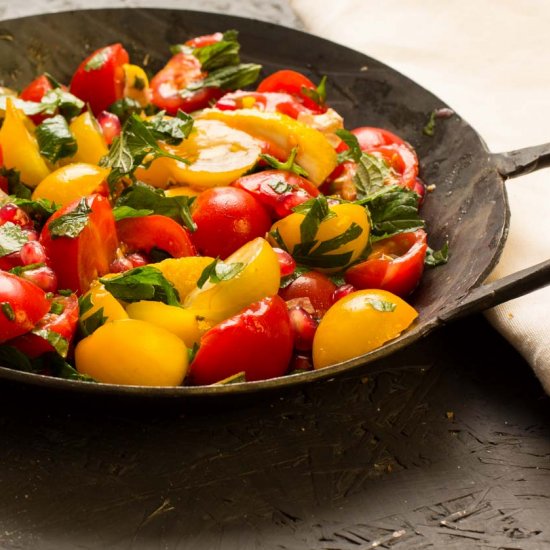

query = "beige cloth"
[[290, 0, 550, 391]]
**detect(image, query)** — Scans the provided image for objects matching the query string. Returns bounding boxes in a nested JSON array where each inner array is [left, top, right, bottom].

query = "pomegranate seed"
[[20, 266, 57, 293], [332, 284, 356, 303], [127, 252, 148, 268], [0, 203, 32, 228], [97, 111, 121, 146], [109, 257, 134, 273], [20, 240, 46, 265], [273, 247, 296, 277], [288, 306, 318, 351]]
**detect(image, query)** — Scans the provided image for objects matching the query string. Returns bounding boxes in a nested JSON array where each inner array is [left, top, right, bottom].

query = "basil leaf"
[[0, 345, 35, 372], [293, 196, 335, 245], [36, 115, 77, 163], [193, 30, 241, 71], [32, 328, 69, 357], [47, 198, 92, 239], [114, 182, 196, 231], [335, 128, 362, 164], [362, 186, 424, 240], [11, 197, 58, 224], [260, 147, 309, 178], [0, 222, 29, 257], [425, 242, 449, 267], [1, 168, 32, 198], [184, 63, 261, 94], [38, 88, 85, 119], [353, 152, 396, 199], [45, 353, 95, 381], [300, 75, 327, 105], [268, 180, 293, 194], [197, 258, 245, 288], [144, 110, 194, 145], [108, 97, 142, 123], [100, 266, 180, 306], [44, 72, 62, 89], [364, 297, 397, 312], [311, 222, 363, 255], [84, 48, 110, 71], [112, 205, 154, 221]]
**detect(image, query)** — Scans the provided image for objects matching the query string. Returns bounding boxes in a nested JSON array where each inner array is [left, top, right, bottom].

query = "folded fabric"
[[290, 0, 550, 392]]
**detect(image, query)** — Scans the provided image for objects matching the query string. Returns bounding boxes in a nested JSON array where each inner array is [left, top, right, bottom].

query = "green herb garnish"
[[47, 198, 92, 239]]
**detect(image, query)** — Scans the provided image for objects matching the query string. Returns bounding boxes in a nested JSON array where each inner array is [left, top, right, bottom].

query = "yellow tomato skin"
[[69, 111, 108, 165], [270, 203, 370, 272], [183, 237, 280, 323], [75, 318, 188, 386], [135, 119, 260, 189], [126, 301, 201, 348], [197, 108, 338, 185], [312, 289, 418, 369], [123, 64, 150, 107], [0, 99, 50, 187], [164, 186, 202, 198], [80, 281, 128, 324], [32, 163, 108, 206]]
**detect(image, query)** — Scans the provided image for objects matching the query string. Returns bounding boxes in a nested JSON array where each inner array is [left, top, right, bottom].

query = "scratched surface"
[[0, 315, 549, 549]]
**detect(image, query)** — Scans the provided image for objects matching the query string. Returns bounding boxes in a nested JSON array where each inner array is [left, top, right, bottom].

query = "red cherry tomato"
[[369, 144, 419, 190], [279, 271, 337, 314], [273, 247, 296, 277], [232, 169, 319, 220], [0, 272, 50, 343], [40, 194, 119, 294], [185, 32, 224, 48], [19, 74, 55, 125], [149, 52, 223, 115], [70, 43, 129, 115], [351, 126, 405, 149], [116, 215, 196, 259], [190, 295, 293, 385], [257, 69, 326, 113], [190, 187, 271, 259], [9, 293, 79, 358], [344, 229, 428, 297]]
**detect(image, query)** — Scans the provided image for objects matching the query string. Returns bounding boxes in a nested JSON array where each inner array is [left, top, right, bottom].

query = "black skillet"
[[0, 8, 549, 398]]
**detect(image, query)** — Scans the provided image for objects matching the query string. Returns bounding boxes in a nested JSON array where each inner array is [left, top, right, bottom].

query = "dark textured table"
[[1, 2, 549, 549]]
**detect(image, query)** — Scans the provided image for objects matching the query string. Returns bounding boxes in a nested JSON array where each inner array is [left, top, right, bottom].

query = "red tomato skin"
[[0, 272, 50, 343], [190, 295, 293, 385], [70, 44, 129, 115], [232, 170, 319, 220], [191, 187, 271, 259], [185, 32, 224, 48], [344, 229, 428, 297], [19, 74, 55, 125], [9, 294, 79, 357], [279, 271, 337, 314], [116, 215, 196, 258], [351, 126, 405, 149], [150, 52, 223, 115], [40, 194, 119, 294]]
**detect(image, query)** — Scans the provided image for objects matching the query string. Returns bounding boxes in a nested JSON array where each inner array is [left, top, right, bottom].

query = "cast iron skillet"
[[0, 8, 549, 398]]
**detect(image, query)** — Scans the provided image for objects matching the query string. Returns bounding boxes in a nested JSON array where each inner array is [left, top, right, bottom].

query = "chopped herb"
[[1, 168, 31, 199], [57, 289, 73, 297], [11, 197, 58, 225], [84, 48, 110, 71], [423, 110, 436, 136], [214, 371, 247, 385], [183, 63, 261, 95], [0, 345, 35, 372], [188, 342, 200, 364], [197, 258, 245, 288], [78, 294, 107, 337], [36, 115, 78, 163], [108, 97, 142, 123], [1, 302, 15, 321], [260, 146, 309, 178], [47, 354, 95, 382], [353, 152, 395, 199], [364, 296, 397, 312], [44, 72, 62, 89], [192, 30, 241, 71], [132, 76, 146, 91], [47, 198, 92, 239], [32, 328, 69, 357], [49, 301, 65, 315], [112, 205, 154, 221], [300, 75, 327, 105], [279, 265, 309, 289], [144, 110, 194, 145], [100, 266, 180, 306], [335, 128, 362, 164], [0, 222, 29, 258], [293, 196, 335, 245], [38, 88, 84, 119], [268, 180, 293, 194], [425, 242, 449, 267], [9, 263, 45, 276]]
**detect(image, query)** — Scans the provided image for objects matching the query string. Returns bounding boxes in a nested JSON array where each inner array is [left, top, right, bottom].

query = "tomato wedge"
[[0, 272, 50, 343], [19, 74, 55, 125], [344, 229, 428, 297], [70, 43, 129, 115], [116, 215, 196, 259], [40, 194, 118, 294]]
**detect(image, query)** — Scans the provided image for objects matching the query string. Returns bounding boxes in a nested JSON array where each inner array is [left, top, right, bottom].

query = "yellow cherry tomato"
[[75, 318, 188, 386], [183, 237, 280, 323], [126, 301, 201, 348], [135, 119, 260, 189], [32, 163, 108, 205], [270, 202, 370, 273], [123, 63, 150, 107], [149, 256, 214, 302], [164, 185, 202, 198], [69, 111, 108, 165], [80, 281, 128, 324], [197, 108, 338, 185], [312, 289, 418, 369], [0, 98, 50, 187]]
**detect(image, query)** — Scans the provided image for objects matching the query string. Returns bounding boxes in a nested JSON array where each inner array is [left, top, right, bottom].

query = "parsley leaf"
[[353, 152, 396, 199], [335, 129, 362, 164], [184, 63, 262, 95], [36, 115, 78, 163], [260, 146, 309, 178], [425, 242, 449, 267], [32, 328, 69, 357], [99, 266, 180, 306], [197, 258, 245, 288], [47, 198, 92, 239], [0, 222, 29, 257]]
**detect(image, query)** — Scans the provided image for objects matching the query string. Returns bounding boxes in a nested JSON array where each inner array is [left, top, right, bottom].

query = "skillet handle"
[[492, 142, 550, 179], [439, 258, 550, 323]]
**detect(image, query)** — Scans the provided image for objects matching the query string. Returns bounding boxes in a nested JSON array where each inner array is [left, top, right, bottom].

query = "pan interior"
[[0, 8, 508, 395]]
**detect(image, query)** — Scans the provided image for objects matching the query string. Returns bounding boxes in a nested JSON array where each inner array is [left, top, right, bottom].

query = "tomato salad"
[[0, 31, 447, 386]]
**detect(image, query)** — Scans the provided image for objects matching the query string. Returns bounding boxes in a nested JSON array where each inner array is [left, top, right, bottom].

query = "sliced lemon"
[[196, 108, 338, 186], [183, 237, 280, 323]]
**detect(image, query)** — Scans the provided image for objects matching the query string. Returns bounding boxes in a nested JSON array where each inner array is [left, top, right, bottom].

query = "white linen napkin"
[[290, 0, 550, 392]]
